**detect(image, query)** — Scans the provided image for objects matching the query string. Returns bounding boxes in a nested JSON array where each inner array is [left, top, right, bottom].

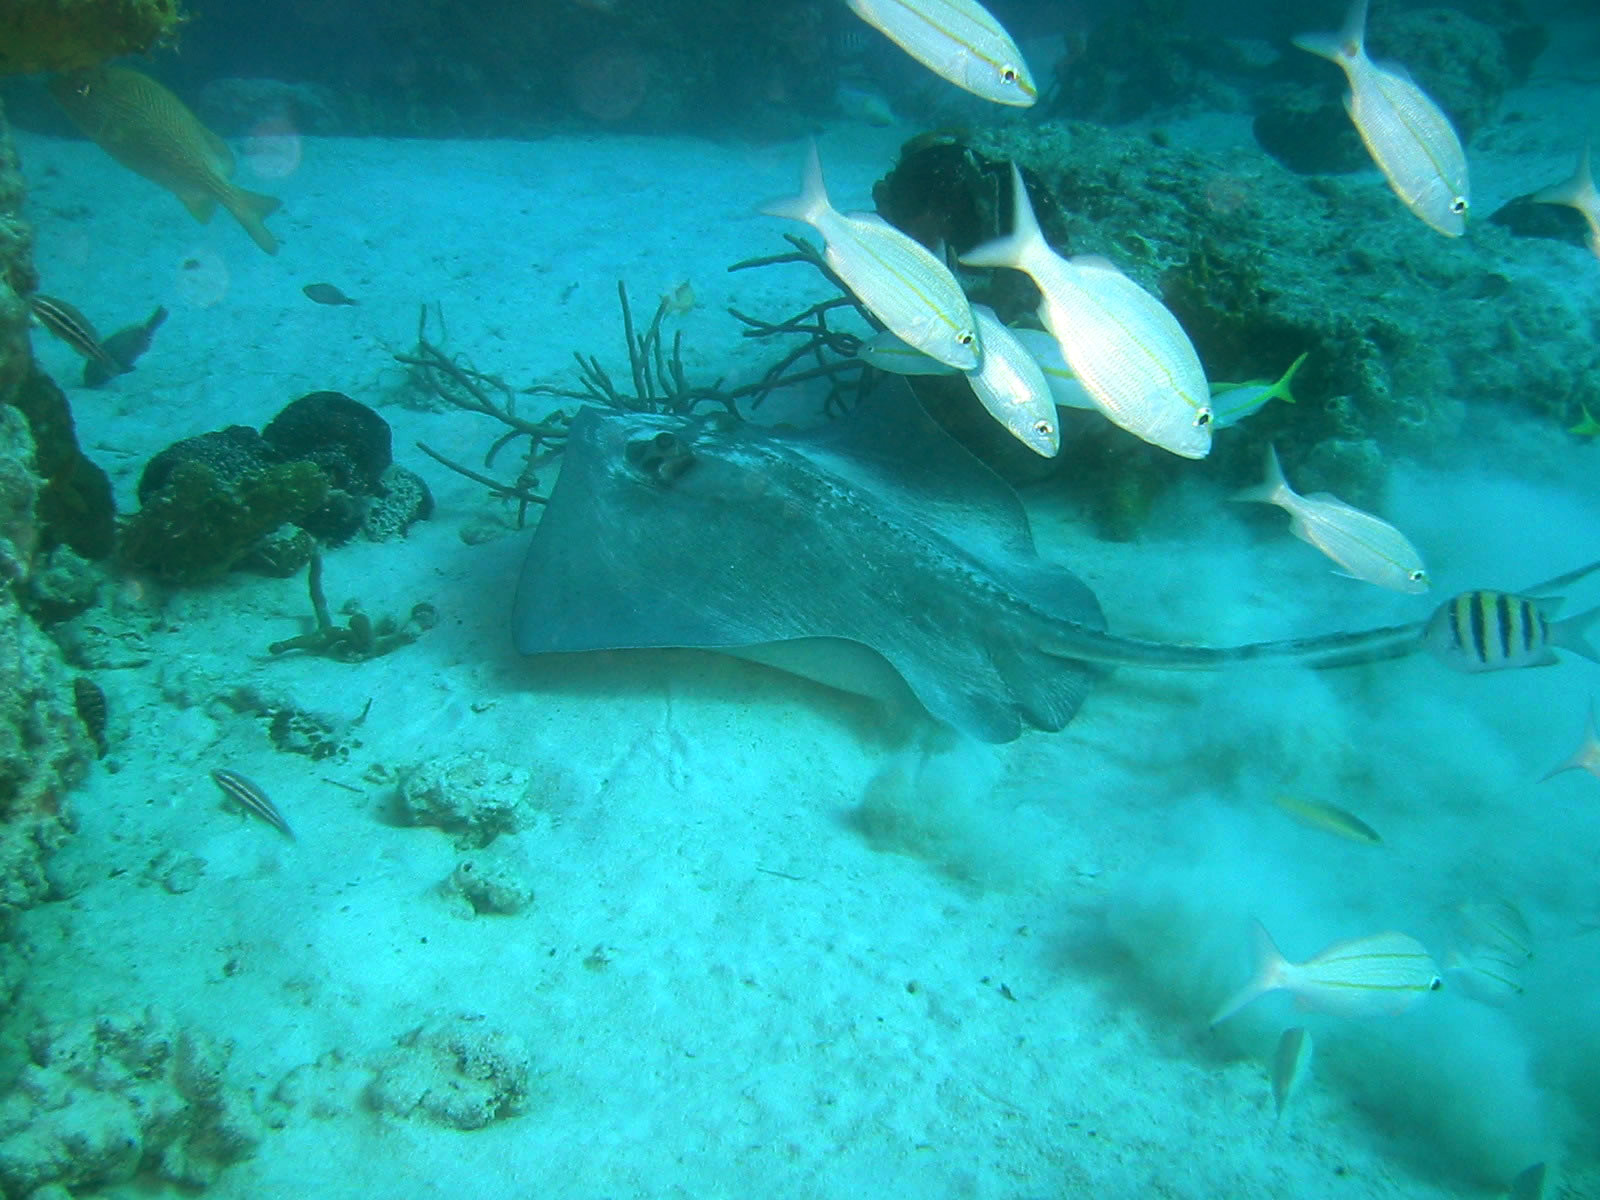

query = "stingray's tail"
[[1036, 620, 1426, 671]]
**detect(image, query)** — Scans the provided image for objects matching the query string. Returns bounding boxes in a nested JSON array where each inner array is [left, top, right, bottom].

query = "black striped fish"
[[28, 294, 123, 378], [1421, 589, 1600, 673], [210, 768, 294, 839]]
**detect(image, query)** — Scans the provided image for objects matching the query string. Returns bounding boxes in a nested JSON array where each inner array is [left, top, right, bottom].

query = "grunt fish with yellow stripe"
[[845, 0, 1037, 107], [50, 66, 282, 255]]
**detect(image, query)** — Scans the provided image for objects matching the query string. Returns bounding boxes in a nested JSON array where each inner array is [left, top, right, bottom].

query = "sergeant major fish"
[[50, 66, 282, 255], [1234, 444, 1428, 593], [845, 0, 1037, 107], [1421, 589, 1600, 672], [961, 164, 1213, 459], [1294, 0, 1469, 237], [765, 142, 979, 371]]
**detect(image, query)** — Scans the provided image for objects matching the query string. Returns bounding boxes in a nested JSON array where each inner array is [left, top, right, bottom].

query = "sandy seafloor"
[[7, 48, 1600, 1200]]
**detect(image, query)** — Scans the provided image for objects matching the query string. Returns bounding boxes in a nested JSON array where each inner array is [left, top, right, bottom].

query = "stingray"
[[510, 380, 1553, 742]]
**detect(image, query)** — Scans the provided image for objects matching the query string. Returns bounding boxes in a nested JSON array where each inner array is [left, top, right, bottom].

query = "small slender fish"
[[1271, 1026, 1313, 1120], [1540, 699, 1600, 783], [965, 304, 1059, 458], [1421, 590, 1599, 672], [961, 164, 1213, 459], [303, 282, 358, 307], [1294, 0, 1469, 236], [210, 768, 294, 839], [1209, 352, 1308, 429], [27, 294, 123, 378], [1271, 794, 1382, 845], [1211, 922, 1442, 1025], [1233, 444, 1429, 593], [84, 305, 167, 387], [1533, 142, 1600, 260], [765, 142, 978, 370], [845, 0, 1037, 107]]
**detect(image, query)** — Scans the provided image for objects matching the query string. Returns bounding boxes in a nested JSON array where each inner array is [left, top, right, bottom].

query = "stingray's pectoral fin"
[[988, 641, 1104, 733]]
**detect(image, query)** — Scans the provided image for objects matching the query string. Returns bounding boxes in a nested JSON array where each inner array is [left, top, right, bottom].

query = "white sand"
[[9, 65, 1600, 1199]]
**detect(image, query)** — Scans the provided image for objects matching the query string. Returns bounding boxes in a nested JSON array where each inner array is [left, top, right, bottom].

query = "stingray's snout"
[[625, 430, 695, 485]]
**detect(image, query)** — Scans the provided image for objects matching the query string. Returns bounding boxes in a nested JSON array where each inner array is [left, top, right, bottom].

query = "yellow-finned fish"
[[845, 0, 1037, 107], [1271, 1027, 1313, 1120], [1233, 444, 1428, 593], [1533, 142, 1600, 260], [1210, 921, 1442, 1025], [1270, 794, 1382, 845], [765, 142, 978, 370], [961, 164, 1213, 459], [856, 328, 961, 376], [50, 66, 282, 255], [965, 305, 1058, 458], [1421, 590, 1600, 673], [1293, 0, 1469, 237], [1209, 353, 1308, 429]]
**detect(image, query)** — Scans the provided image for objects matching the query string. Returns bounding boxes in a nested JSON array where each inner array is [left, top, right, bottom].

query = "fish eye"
[[1001, 67, 1019, 83], [1429, 977, 1443, 991], [1195, 407, 1213, 427], [1409, 568, 1428, 583], [1033, 419, 1055, 436], [957, 330, 975, 346], [1450, 197, 1467, 214]]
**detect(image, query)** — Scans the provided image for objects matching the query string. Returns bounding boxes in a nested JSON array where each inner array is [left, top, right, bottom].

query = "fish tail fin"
[[1539, 701, 1600, 782], [761, 138, 830, 225], [1231, 443, 1291, 507], [224, 186, 281, 255], [1210, 920, 1288, 1027], [959, 162, 1045, 271], [1276, 351, 1308, 405], [1552, 604, 1600, 666], [1533, 142, 1599, 212], [1292, 0, 1367, 62]]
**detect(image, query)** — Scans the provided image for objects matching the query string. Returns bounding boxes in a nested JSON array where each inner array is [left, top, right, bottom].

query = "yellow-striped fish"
[[966, 305, 1058, 458], [1421, 590, 1600, 672], [50, 66, 282, 255], [765, 142, 978, 370], [1233, 444, 1428, 593], [1294, 0, 1469, 237], [1009, 326, 1099, 411], [845, 0, 1037, 107], [1210, 921, 1442, 1025], [1271, 794, 1382, 845], [27, 294, 122, 378], [856, 328, 961, 376], [1533, 142, 1600, 260], [1442, 896, 1532, 1007], [961, 164, 1213, 459], [1209, 353, 1307, 429], [1271, 1026, 1313, 1120]]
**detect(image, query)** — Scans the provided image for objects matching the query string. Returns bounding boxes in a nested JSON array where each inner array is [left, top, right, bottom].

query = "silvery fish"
[[965, 305, 1059, 458], [1442, 897, 1532, 1007], [1210, 921, 1442, 1025], [845, 0, 1037, 107], [856, 328, 961, 376], [1421, 589, 1599, 672], [1209, 353, 1307, 429], [50, 66, 282, 255], [1533, 142, 1600, 260], [1233, 444, 1428, 593], [961, 164, 1213, 459], [1008, 327, 1099, 411], [1294, 0, 1469, 237], [1540, 699, 1600, 783], [765, 142, 979, 370], [1271, 1027, 1313, 1120]]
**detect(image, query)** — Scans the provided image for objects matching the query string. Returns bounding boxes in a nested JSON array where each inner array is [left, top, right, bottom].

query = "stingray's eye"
[[1195, 406, 1213, 427]]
